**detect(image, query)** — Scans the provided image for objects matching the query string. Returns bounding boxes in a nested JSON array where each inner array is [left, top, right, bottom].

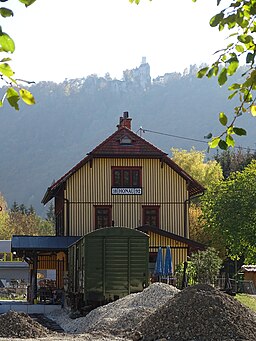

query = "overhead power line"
[[137, 127, 256, 152]]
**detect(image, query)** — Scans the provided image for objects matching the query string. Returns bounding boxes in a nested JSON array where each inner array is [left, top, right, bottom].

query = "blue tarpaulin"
[[163, 246, 173, 276], [154, 247, 163, 276]]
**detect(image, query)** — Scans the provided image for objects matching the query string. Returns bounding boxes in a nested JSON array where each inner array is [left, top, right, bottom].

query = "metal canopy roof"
[[11, 235, 81, 252]]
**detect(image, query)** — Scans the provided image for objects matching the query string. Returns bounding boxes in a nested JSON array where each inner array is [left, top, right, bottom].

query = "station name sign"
[[112, 187, 142, 195]]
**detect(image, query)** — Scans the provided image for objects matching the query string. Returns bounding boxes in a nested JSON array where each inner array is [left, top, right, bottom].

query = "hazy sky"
[[4, 0, 227, 83]]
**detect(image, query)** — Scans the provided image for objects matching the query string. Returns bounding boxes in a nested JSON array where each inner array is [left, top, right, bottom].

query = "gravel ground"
[[1, 283, 256, 341], [0, 335, 130, 341], [47, 282, 179, 335]]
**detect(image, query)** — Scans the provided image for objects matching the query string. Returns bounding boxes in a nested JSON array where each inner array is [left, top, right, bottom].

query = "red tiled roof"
[[42, 126, 204, 204], [88, 126, 168, 157]]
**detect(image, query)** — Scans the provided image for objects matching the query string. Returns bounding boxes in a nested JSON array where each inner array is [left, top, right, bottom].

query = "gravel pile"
[[0, 311, 51, 338], [47, 282, 179, 335], [136, 284, 256, 341]]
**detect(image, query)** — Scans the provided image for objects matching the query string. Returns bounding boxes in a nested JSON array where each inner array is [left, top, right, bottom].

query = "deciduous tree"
[[0, 199, 54, 239], [201, 160, 256, 262], [0, 193, 9, 239], [171, 148, 224, 250], [171, 148, 223, 187], [214, 147, 256, 178]]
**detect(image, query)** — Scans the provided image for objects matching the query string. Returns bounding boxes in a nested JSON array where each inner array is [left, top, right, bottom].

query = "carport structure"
[[11, 235, 80, 304]]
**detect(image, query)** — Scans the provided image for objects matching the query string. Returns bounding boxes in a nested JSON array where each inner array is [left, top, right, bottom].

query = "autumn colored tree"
[[171, 148, 224, 250], [0, 193, 9, 239], [171, 148, 223, 188], [0, 199, 54, 239]]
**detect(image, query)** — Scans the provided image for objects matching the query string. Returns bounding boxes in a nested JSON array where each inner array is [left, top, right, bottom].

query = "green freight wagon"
[[68, 226, 149, 311]]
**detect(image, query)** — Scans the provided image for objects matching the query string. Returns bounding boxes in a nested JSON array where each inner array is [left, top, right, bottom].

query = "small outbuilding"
[[240, 265, 256, 290]]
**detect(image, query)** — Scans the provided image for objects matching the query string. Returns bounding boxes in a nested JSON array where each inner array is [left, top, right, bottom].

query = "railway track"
[[29, 313, 65, 333]]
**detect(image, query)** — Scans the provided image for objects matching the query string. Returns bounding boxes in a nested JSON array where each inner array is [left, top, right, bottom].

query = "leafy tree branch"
[[0, 0, 36, 110], [195, 0, 256, 149]]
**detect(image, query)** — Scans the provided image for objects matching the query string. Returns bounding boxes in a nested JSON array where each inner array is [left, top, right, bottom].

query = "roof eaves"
[[42, 154, 91, 204], [163, 156, 205, 197], [137, 225, 205, 250]]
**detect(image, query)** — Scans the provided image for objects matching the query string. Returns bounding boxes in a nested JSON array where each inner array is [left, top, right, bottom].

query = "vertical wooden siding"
[[148, 231, 188, 272], [65, 158, 189, 237]]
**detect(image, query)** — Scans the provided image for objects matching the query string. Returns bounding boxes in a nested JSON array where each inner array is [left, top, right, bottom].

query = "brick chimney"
[[117, 111, 132, 130]]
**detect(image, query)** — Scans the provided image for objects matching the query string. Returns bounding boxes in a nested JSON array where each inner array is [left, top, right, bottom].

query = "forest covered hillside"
[[0, 63, 255, 216]]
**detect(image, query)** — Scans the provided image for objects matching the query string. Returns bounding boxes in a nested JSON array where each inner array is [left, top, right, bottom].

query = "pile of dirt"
[[0, 311, 52, 338], [135, 284, 256, 341]]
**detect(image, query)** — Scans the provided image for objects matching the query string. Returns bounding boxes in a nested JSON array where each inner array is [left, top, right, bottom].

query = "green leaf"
[[218, 140, 228, 150], [213, 65, 219, 76], [227, 60, 239, 76], [243, 90, 252, 103], [206, 67, 215, 78], [19, 0, 36, 7], [226, 13, 236, 28], [0, 32, 15, 52], [219, 23, 224, 31], [238, 34, 253, 44], [0, 7, 13, 17], [6, 87, 19, 110], [210, 12, 224, 27], [235, 44, 244, 53], [233, 127, 247, 136], [227, 126, 234, 135], [228, 83, 241, 90], [204, 133, 212, 139], [250, 105, 256, 116], [219, 112, 228, 126], [0, 62, 14, 77], [19, 88, 36, 105], [197, 67, 209, 78], [221, 54, 227, 62], [228, 91, 238, 100], [226, 135, 235, 147], [240, 19, 249, 29], [0, 57, 11, 62], [246, 52, 255, 64], [229, 32, 238, 38], [209, 137, 220, 149], [218, 68, 227, 86]]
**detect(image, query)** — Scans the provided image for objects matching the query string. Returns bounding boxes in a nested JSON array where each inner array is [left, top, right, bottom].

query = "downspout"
[[64, 198, 70, 236], [184, 192, 204, 239], [184, 198, 189, 239]]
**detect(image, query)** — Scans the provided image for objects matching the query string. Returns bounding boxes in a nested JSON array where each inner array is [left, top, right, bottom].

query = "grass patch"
[[235, 294, 256, 312]]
